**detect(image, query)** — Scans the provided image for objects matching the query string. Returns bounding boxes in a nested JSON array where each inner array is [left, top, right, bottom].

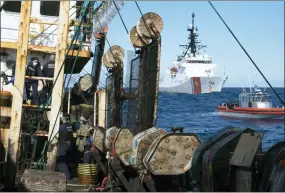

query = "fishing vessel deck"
[[0, 1, 284, 192]]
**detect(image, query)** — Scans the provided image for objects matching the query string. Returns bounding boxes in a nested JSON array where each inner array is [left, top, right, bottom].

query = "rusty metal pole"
[[4, 1, 32, 190], [46, 1, 70, 170]]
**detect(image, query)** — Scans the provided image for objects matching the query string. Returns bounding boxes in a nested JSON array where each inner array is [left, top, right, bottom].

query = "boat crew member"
[[1, 60, 27, 103], [83, 126, 95, 164], [42, 54, 55, 78], [40, 54, 55, 105], [25, 57, 42, 105], [75, 116, 93, 163], [58, 113, 73, 180], [249, 101, 252, 107]]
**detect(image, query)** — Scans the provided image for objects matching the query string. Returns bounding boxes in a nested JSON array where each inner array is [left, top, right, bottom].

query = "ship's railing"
[[1, 1, 91, 55]]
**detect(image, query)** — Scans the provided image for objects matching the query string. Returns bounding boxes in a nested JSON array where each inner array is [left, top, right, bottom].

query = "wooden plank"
[[67, 49, 91, 58], [1, 41, 91, 58], [0, 41, 18, 50], [30, 17, 57, 25], [46, 1, 70, 170], [21, 131, 76, 138], [5, 1, 32, 190], [97, 89, 106, 128], [30, 17, 90, 27], [25, 76, 53, 81], [22, 104, 51, 109], [0, 128, 9, 162], [28, 44, 55, 53], [230, 132, 263, 168], [0, 107, 11, 117]]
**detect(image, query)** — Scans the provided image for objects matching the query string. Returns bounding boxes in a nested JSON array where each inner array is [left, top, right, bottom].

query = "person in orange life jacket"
[[40, 55, 55, 105], [58, 113, 73, 180], [25, 57, 43, 105]]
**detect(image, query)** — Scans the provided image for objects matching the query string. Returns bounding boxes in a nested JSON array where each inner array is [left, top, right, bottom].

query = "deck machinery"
[[0, 1, 284, 192]]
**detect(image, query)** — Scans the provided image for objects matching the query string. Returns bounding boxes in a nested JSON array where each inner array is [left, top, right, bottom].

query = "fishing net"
[[126, 56, 140, 134], [136, 39, 160, 133], [105, 67, 123, 129], [92, 1, 126, 32]]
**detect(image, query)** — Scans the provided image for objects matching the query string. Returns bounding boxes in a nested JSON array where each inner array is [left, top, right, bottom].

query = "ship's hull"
[[217, 106, 285, 119], [159, 76, 227, 94]]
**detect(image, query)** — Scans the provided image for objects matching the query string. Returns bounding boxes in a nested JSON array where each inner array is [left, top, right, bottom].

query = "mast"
[[189, 12, 197, 56], [178, 12, 207, 60]]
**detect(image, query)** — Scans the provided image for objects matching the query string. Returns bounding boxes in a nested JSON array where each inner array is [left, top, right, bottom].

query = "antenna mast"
[[178, 12, 207, 60], [248, 76, 252, 92]]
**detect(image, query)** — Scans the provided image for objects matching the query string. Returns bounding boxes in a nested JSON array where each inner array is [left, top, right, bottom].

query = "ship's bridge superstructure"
[[173, 53, 216, 78]]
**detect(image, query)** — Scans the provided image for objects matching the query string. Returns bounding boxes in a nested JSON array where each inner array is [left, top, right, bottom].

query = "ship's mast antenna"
[[248, 76, 252, 92], [178, 13, 206, 61], [190, 12, 197, 57]]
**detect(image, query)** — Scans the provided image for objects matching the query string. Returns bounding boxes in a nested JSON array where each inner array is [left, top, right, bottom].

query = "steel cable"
[[113, 1, 138, 55], [45, 2, 93, 150], [5, 8, 77, 57], [94, 1, 128, 89], [208, 1, 284, 106]]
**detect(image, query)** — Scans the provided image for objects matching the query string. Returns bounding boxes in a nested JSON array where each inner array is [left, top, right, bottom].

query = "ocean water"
[[156, 87, 285, 150]]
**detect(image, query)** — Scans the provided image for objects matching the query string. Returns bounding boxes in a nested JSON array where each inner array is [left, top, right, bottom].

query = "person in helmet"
[[76, 116, 89, 152], [58, 113, 73, 180], [75, 116, 94, 163], [25, 57, 43, 105], [42, 54, 55, 78], [40, 54, 55, 105], [82, 127, 95, 163]]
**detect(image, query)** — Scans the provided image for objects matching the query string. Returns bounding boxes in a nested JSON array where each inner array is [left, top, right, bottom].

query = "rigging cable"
[[134, 1, 153, 38], [43, 3, 93, 166], [113, 1, 129, 34], [208, 1, 284, 106], [31, 9, 85, 138], [45, 1, 93, 140], [113, 1, 139, 54], [30, 2, 92, 143], [5, 7, 77, 57], [38, 7, 87, 110], [94, 1, 128, 88]]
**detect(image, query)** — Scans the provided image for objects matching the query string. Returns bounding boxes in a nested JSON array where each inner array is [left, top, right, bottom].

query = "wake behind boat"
[[218, 86, 285, 119], [159, 13, 228, 94]]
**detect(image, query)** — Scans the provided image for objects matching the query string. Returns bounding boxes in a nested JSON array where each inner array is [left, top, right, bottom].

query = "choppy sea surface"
[[156, 87, 284, 150]]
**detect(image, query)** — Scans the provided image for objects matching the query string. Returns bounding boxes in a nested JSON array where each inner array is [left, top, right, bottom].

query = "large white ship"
[[159, 13, 228, 94]]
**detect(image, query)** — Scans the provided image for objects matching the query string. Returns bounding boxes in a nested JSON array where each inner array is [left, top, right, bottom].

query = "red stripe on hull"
[[217, 106, 285, 115], [192, 77, 202, 94]]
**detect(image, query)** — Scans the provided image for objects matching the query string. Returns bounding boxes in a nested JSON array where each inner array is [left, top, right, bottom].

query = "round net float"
[[136, 12, 163, 39], [129, 26, 150, 48], [106, 45, 124, 68]]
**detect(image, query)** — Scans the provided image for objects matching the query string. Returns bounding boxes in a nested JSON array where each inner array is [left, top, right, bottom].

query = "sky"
[[82, 1, 284, 88]]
